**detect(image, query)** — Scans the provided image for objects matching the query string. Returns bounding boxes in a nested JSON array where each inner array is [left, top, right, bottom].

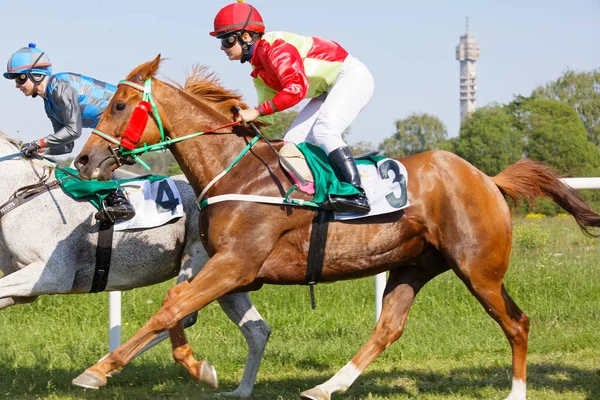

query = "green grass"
[[1, 217, 599, 399]]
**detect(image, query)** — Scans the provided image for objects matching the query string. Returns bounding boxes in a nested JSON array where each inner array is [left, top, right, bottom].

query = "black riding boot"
[[95, 189, 136, 222], [326, 146, 371, 214]]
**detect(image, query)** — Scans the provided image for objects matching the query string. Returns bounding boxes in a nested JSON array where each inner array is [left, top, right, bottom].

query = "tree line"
[[379, 69, 600, 214]]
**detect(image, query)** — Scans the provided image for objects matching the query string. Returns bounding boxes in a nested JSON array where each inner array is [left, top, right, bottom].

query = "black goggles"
[[14, 73, 28, 85], [9, 72, 44, 85], [221, 33, 239, 49]]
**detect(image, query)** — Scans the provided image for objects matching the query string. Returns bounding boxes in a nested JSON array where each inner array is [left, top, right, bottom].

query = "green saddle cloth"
[[55, 167, 168, 210], [296, 143, 385, 204]]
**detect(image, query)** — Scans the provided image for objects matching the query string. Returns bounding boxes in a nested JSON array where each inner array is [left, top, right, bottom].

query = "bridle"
[[91, 78, 241, 171], [28, 51, 48, 99], [88, 77, 312, 210]]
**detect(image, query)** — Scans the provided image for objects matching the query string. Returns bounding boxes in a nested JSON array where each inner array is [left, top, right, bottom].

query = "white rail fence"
[[107, 177, 600, 351]]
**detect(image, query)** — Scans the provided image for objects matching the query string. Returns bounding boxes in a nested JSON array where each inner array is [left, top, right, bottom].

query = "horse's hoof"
[[300, 387, 330, 400], [72, 369, 107, 389], [199, 361, 218, 390]]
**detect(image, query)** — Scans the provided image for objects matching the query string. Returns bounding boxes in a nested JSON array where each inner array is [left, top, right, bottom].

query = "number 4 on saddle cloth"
[[289, 143, 410, 221], [55, 168, 184, 231]]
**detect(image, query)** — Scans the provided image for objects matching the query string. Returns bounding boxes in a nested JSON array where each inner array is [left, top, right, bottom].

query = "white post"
[[374, 272, 386, 323], [109, 291, 122, 352], [560, 177, 600, 189]]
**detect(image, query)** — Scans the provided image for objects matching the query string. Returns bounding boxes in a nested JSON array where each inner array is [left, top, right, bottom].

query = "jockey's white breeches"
[[283, 55, 375, 155]]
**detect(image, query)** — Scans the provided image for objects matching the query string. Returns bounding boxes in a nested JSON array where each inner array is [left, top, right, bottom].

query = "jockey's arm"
[[42, 82, 82, 155], [46, 117, 75, 155], [255, 41, 308, 117]]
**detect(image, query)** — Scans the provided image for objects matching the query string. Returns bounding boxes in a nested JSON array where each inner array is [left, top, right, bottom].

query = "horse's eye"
[[114, 102, 126, 112]]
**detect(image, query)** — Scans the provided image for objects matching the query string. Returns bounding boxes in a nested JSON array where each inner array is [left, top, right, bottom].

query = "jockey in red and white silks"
[[251, 31, 375, 155], [210, 1, 373, 214]]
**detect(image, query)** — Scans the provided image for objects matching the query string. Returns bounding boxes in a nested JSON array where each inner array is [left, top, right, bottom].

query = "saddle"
[[281, 142, 410, 220]]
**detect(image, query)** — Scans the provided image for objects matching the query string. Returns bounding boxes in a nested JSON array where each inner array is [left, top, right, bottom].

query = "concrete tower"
[[455, 18, 480, 120]]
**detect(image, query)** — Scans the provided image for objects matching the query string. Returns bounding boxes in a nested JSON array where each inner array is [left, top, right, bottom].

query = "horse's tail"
[[491, 158, 600, 237]]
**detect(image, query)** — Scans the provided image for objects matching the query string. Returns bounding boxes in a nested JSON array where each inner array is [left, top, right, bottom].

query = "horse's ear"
[[148, 54, 162, 77], [127, 54, 163, 83]]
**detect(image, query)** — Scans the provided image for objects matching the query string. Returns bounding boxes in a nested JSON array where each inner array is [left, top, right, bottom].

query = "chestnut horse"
[[73, 55, 600, 400]]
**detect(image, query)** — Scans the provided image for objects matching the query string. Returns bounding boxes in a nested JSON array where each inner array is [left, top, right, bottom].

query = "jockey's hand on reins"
[[233, 107, 260, 125], [20, 140, 41, 158], [231, 106, 308, 186]]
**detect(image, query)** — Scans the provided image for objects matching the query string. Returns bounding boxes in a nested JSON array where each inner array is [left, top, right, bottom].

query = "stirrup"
[[95, 205, 136, 222]]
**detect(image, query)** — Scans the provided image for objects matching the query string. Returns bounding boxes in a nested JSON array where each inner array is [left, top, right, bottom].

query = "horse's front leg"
[[0, 295, 37, 309], [0, 261, 75, 309], [216, 292, 271, 398], [169, 319, 219, 389], [72, 252, 260, 389]]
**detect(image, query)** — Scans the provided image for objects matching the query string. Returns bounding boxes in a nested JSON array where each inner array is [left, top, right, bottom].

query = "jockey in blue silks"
[[4, 43, 135, 222]]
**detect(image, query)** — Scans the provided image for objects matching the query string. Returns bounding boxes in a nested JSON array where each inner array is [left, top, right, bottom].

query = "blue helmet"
[[3, 43, 52, 79]]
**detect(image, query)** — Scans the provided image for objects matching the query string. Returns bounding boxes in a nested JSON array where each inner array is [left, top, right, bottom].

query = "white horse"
[[0, 132, 268, 398]]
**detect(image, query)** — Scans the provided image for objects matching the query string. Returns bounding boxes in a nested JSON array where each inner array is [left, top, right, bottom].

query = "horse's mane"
[[182, 65, 249, 115], [127, 58, 261, 136], [128, 58, 248, 116]]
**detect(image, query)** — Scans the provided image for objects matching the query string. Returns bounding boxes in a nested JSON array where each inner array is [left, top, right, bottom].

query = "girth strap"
[[304, 210, 332, 309], [90, 220, 114, 293]]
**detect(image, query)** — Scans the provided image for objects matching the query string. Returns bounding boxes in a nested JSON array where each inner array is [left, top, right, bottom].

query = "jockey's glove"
[[20, 140, 41, 157]]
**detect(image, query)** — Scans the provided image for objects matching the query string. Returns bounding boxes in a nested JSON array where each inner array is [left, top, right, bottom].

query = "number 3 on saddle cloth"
[[289, 143, 410, 221]]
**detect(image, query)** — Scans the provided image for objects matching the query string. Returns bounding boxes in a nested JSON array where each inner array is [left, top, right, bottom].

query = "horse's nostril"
[[75, 155, 89, 169]]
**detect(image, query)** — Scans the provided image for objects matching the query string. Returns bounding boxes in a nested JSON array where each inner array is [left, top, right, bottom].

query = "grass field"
[[1, 216, 599, 399]]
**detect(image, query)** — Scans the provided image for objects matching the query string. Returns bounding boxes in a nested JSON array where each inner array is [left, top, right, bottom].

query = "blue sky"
[[0, 0, 598, 158]]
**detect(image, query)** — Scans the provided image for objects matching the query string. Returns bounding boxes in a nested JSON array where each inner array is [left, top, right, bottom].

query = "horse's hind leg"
[[456, 266, 529, 400], [301, 261, 447, 400]]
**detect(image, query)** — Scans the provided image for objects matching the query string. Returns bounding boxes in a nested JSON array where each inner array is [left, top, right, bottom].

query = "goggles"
[[14, 73, 28, 85], [221, 33, 239, 49], [9, 72, 45, 85]]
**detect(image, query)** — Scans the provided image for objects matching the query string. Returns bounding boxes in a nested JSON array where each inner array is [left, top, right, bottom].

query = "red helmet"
[[209, 1, 265, 38]]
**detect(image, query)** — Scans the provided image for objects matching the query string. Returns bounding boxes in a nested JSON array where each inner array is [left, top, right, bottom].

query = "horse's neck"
[[158, 83, 255, 195], [0, 142, 51, 196]]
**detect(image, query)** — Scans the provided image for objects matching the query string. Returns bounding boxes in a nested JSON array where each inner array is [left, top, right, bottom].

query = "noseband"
[[91, 79, 166, 170]]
